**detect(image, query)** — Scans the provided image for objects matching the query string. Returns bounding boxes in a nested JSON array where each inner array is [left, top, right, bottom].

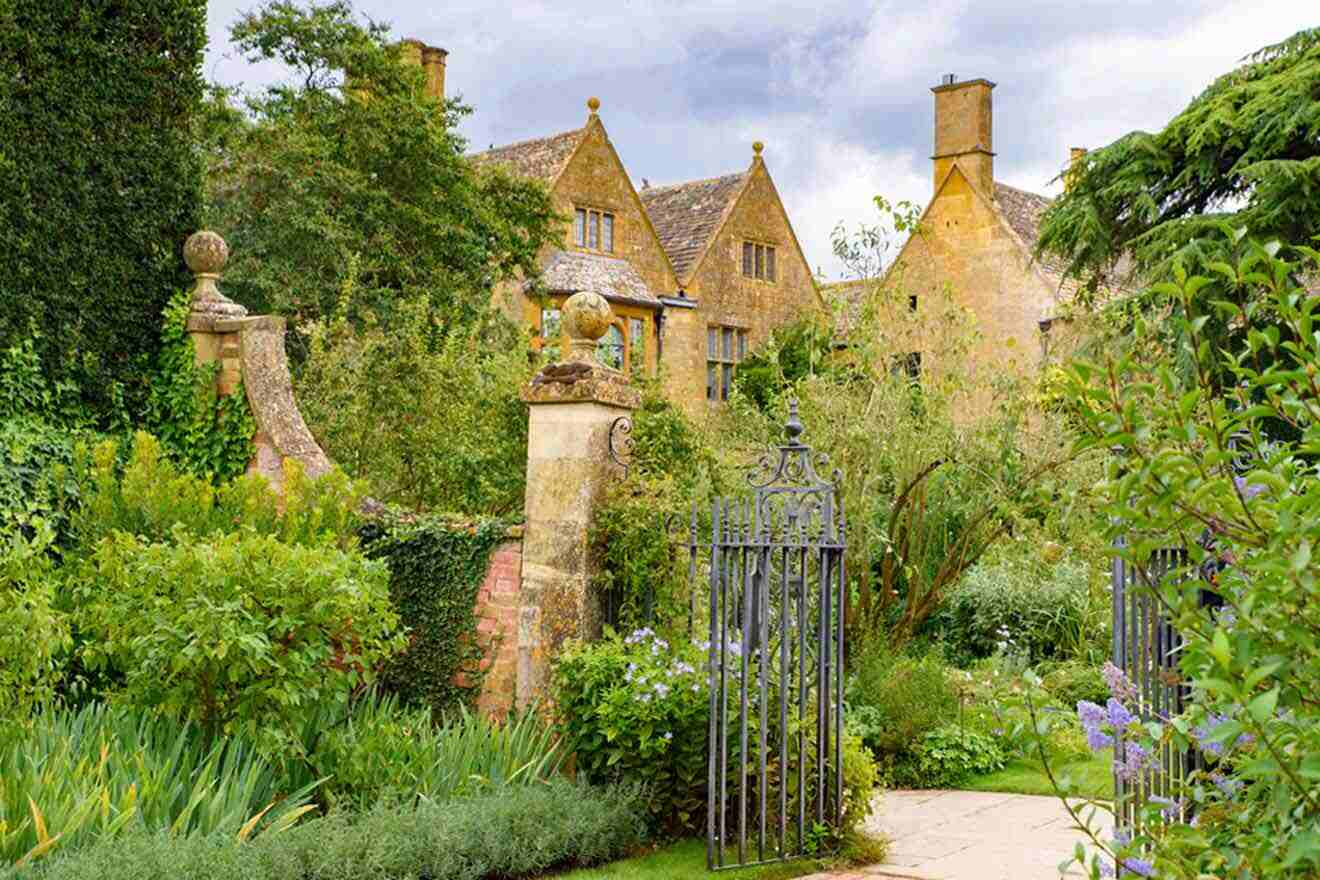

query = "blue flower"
[[1106, 698, 1134, 730], [1078, 701, 1114, 750], [1102, 662, 1138, 703], [1121, 857, 1156, 877]]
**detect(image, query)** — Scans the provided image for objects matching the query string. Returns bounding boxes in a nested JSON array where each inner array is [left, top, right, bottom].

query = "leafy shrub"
[[0, 0, 205, 419], [293, 693, 565, 808], [0, 703, 315, 869], [0, 523, 69, 720], [732, 318, 836, 412], [889, 726, 1005, 789], [361, 514, 509, 716], [295, 285, 534, 516], [1038, 660, 1109, 709], [936, 556, 1102, 665], [70, 432, 363, 555], [13, 780, 646, 880], [72, 529, 403, 746], [846, 643, 957, 757], [553, 630, 709, 835]]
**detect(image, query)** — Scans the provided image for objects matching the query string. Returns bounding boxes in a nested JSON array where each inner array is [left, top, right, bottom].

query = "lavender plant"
[[1035, 233, 1320, 877]]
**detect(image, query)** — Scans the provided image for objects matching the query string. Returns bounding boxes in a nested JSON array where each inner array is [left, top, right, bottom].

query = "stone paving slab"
[[798, 790, 1110, 880]]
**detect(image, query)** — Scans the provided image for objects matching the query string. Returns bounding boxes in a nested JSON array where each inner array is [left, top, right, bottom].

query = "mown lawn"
[[963, 748, 1113, 800], [554, 838, 822, 880]]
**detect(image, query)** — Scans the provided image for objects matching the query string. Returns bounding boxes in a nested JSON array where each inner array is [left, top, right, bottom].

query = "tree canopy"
[[203, 0, 561, 349], [1037, 27, 1320, 297]]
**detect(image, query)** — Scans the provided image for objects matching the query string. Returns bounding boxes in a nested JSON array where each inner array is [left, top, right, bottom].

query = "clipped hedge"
[[11, 780, 646, 880], [0, 0, 206, 417], [361, 514, 509, 716]]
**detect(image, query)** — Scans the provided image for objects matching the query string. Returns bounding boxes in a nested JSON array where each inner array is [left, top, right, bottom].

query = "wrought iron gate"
[[693, 402, 847, 870], [1111, 543, 1197, 829]]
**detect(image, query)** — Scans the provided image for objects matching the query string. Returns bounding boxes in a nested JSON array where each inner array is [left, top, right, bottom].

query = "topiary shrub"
[[361, 514, 509, 717], [0, 0, 206, 419]]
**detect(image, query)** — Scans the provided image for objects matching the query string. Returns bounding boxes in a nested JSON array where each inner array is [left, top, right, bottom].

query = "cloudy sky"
[[204, 1, 1316, 280]]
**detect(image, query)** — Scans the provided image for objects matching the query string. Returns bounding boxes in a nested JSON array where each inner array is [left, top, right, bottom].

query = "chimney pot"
[[930, 77, 995, 194]]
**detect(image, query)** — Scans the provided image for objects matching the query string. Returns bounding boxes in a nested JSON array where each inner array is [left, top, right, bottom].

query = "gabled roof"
[[639, 172, 749, 281], [469, 128, 586, 183], [534, 249, 660, 307]]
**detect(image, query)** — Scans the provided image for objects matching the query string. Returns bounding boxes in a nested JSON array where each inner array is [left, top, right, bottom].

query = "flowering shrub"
[[553, 630, 709, 835], [1041, 237, 1320, 876], [555, 629, 878, 840]]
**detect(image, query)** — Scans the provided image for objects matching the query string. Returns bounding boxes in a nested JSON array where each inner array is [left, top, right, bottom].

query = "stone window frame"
[[706, 323, 749, 402], [573, 205, 616, 255], [740, 240, 777, 283]]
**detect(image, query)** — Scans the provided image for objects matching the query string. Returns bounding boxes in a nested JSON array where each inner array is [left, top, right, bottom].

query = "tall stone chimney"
[[400, 38, 447, 101], [931, 75, 996, 195]]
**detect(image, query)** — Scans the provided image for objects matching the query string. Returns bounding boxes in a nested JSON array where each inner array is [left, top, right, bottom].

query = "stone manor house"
[[402, 40, 824, 413]]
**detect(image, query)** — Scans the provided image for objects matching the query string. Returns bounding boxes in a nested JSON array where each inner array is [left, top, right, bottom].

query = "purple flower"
[[1115, 742, 1159, 782], [1099, 862, 1115, 878], [663, 731, 673, 741], [1234, 476, 1266, 500], [1148, 795, 1183, 822], [1078, 701, 1114, 750], [1103, 662, 1139, 703], [1121, 857, 1157, 878], [1211, 771, 1243, 796], [1106, 698, 1134, 730], [654, 682, 670, 698]]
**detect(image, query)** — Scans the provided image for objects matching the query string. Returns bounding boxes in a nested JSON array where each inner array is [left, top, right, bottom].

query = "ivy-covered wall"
[[0, 0, 206, 418], [362, 515, 518, 717]]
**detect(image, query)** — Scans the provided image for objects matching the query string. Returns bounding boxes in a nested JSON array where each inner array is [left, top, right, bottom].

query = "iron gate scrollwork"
[[693, 401, 847, 870]]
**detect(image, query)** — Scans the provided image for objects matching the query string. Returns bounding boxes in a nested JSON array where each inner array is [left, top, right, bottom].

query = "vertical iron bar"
[[835, 546, 846, 826], [756, 502, 768, 863], [797, 544, 807, 851], [706, 500, 720, 871], [778, 541, 789, 857], [739, 502, 751, 866], [718, 499, 730, 868], [816, 539, 829, 824]]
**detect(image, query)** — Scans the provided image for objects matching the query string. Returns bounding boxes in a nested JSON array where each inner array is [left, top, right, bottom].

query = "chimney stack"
[[401, 38, 448, 102], [931, 75, 996, 195]]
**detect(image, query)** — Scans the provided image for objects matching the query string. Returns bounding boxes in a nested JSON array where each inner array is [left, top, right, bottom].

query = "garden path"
[[811, 789, 1110, 880]]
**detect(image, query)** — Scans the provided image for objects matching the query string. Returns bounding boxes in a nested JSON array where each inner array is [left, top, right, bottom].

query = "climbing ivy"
[[362, 513, 509, 716], [144, 290, 256, 482]]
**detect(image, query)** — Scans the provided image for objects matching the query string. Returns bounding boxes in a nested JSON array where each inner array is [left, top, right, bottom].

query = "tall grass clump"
[[293, 693, 566, 807], [0, 704, 316, 869]]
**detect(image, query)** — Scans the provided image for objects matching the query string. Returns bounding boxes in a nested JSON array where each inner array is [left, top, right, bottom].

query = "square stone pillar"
[[516, 294, 640, 708]]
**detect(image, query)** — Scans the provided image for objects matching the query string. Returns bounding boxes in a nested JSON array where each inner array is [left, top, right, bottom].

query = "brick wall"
[[473, 537, 524, 717]]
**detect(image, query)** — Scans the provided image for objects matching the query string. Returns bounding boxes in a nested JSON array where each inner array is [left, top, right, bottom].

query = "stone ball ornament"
[[183, 230, 229, 276], [562, 291, 613, 342]]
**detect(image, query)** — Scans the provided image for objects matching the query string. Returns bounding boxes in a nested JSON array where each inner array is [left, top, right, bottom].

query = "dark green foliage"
[[1038, 27, 1320, 304], [12, 780, 646, 880], [206, 0, 560, 348], [733, 318, 837, 412], [0, 0, 206, 419], [362, 514, 508, 716], [142, 292, 256, 482], [889, 726, 1004, 789], [846, 643, 956, 757]]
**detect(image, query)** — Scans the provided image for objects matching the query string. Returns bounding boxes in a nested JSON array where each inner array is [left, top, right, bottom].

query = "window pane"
[[722, 364, 732, 400], [722, 328, 733, 360], [708, 327, 718, 357], [603, 213, 614, 253], [596, 323, 624, 370], [737, 331, 747, 361], [574, 209, 586, 247], [707, 364, 717, 400], [589, 211, 600, 249], [742, 242, 754, 277], [755, 244, 764, 279], [909, 295, 918, 312], [766, 247, 776, 282], [629, 317, 644, 367], [541, 308, 562, 339]]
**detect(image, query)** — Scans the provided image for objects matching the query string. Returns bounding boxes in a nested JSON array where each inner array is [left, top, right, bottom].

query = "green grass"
[[553, 838, 821, 880], [962, 749, 1113, 800]]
